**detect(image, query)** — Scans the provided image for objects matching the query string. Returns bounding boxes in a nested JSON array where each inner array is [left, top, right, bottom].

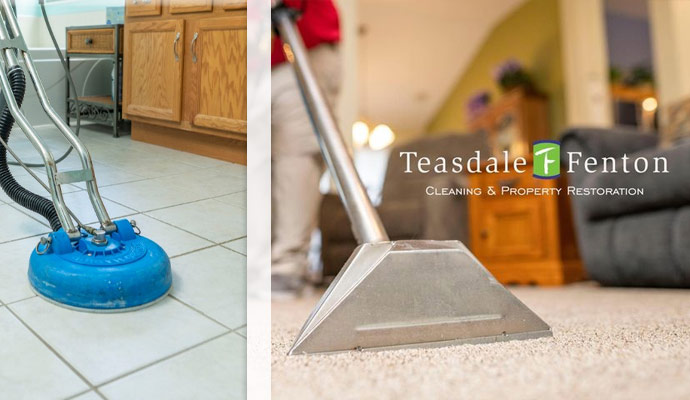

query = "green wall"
[[427, 0, 565, 137]]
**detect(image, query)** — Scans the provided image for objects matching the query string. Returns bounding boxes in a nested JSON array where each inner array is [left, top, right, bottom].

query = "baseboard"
[[131, 121, 247, 165]]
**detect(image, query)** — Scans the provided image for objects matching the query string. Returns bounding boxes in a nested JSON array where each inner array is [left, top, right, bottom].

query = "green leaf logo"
[[533, 141, 560, 179]]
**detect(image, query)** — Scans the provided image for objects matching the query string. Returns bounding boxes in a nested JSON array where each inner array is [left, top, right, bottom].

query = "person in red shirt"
[[271, 0, 340, 66], [271, 0, 341, 297]]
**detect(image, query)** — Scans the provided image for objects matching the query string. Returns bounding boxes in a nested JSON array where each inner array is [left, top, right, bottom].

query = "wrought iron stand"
[[65, 24, 126, 138]]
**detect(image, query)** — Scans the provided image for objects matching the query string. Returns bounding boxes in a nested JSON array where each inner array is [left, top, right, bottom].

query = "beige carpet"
[[272, 283, 690, 400]]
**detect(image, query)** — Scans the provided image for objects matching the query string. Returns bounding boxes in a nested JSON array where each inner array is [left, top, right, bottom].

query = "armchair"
[[561, 127, 690, 287]]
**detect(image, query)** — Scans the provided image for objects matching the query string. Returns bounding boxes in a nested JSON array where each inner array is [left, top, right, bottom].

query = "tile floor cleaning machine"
[[0, 0, 171, 311], [272, 3, 552, 354]]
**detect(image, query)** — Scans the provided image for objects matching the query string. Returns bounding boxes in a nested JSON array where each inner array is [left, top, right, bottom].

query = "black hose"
[[0, 66, 61, 231]]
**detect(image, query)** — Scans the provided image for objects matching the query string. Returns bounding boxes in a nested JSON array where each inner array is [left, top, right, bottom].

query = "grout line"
[[94, 330, 235, 389], [219, 236, 247, 245], [3, 295, 38, 307], [138, 206, 246, 246], [63, 388, 108, 400], [137, 211, 218, 247], [93, 163, 245, 188], [62, 389, 92, 400], [0, 230, 50, 246], [169, 243, 221, 260], [5, 202, 52, 229], [4, 304, 97, 393], [76, 175, 151, 189], [222, 246, 247, 257], [219, 237, 248, 256], [100, 189, 244, 218], [234, 325, 247, 339], [168, 295, 237, 332]]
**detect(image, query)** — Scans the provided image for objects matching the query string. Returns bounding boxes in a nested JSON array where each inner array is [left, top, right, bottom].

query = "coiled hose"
[[0, 66, 61, 231]]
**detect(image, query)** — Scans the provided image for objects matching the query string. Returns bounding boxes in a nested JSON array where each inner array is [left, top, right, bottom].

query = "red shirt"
[[272, 0, 341, 67]]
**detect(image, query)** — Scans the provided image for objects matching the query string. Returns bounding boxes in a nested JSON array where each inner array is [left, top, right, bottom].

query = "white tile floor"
[[0, 125, 246, 400]]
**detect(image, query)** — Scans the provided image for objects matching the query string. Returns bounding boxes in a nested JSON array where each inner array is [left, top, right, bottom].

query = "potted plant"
[[493, 59, 533, 92], [466, 90, 491, 120]]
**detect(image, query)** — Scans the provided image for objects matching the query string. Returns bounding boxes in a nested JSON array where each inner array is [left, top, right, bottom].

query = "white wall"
[[19, 11, 106, 49], [334, 0, 357, 145], [648, 0, 690, 111], [559, 0, 612, 128]]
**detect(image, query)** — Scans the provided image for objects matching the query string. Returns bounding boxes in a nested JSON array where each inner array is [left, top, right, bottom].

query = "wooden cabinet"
[[123, 1, 246, 164], [476, 197, 547, 260], [123, 19, 184, 122], [170, 0, 213, 14], [125, 0, 161, 17], [468, 88, 549, 159], [187, 16, 247, 133], [468, 159, 583, 285], [222, 0, 247, 10]]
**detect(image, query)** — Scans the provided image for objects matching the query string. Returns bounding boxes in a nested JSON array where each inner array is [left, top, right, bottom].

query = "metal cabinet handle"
[[132, 0, 138, 4], [173, 32, 181, 62], [191, 32, 199, 63]]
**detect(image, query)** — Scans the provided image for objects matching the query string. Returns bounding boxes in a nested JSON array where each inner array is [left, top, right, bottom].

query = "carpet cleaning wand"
[[273, 3, 552, 355], [0, 0, 171, 311]]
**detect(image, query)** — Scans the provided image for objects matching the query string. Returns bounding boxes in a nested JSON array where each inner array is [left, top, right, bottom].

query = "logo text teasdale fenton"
[[400, 141, 668, 178]]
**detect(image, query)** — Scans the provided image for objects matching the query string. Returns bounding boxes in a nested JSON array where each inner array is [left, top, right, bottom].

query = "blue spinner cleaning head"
[[28, 219, 172, 312]]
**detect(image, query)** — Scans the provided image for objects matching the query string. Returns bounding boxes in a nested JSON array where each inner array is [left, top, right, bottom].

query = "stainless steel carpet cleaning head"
[[273, 4, 552, 354]]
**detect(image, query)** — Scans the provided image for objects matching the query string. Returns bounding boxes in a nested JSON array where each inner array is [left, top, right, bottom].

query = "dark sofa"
[[560, 127, 690, 287], [319, 133, 489, 278]]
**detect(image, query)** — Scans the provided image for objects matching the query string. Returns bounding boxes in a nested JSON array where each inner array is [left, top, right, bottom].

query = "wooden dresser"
[[468, 159, 584, 285], [123, 0, 246, 164], [468, 88, 548, 159]]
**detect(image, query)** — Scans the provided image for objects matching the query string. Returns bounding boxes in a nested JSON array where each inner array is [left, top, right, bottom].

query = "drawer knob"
[[480, 229, 489, 239], [84, 38, 93, 45]]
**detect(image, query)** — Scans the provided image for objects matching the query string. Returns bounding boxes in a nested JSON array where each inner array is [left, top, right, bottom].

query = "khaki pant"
[[271, 44, 341, 277]]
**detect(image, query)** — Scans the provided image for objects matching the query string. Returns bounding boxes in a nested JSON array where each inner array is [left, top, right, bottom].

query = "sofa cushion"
[[579, 141, 690, 220], [580, 206, 690, 287]]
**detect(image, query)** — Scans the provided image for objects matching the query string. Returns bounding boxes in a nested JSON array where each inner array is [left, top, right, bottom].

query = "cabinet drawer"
[[223, 0, 247, 10], [170, 0, 213, 14], [473, 198, 547, 261], [67, 28, 118, 54], [125, 0, 162, 17]]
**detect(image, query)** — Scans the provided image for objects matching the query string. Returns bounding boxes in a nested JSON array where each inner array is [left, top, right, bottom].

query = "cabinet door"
[[123, 19, 185, 122], [170, 0, 212, 14], [125, 0, 161, 17], [473, 198, 547, 261], [188, 16, 247, 133]]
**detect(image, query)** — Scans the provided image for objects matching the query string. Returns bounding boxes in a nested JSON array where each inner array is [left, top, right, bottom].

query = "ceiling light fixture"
[[352, 121, 370, 148], [369, 124, 395, 150], [642, 97, 658, 112]]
